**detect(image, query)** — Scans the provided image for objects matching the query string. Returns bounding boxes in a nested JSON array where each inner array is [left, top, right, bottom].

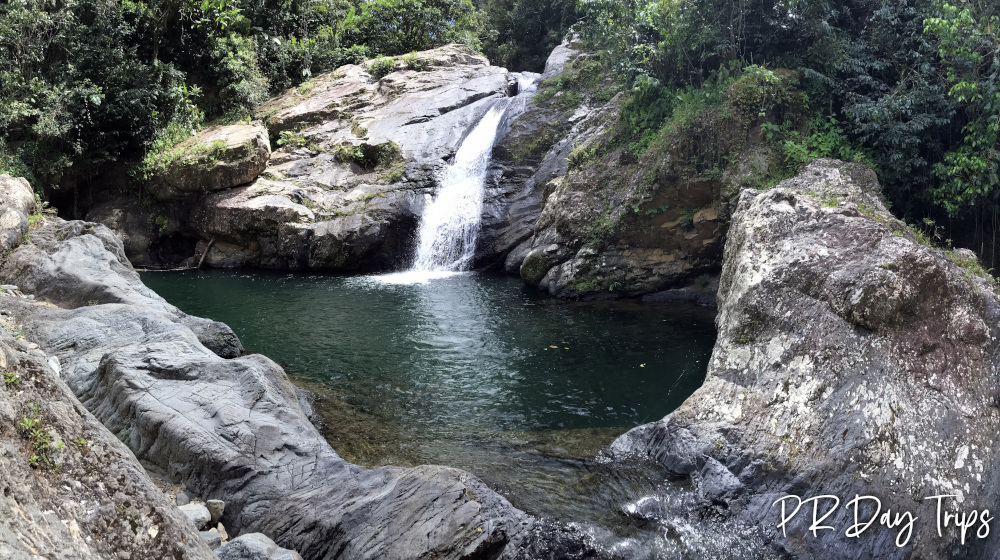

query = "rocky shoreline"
[[608, 159, 1000, 559], [0, 174, 611, 558]]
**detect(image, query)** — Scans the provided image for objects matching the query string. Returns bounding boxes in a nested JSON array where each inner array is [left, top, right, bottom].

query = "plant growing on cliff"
[[278, 130, 310, 148], [402, 51, 429, 71], [3, 370, 20, 388], [367, 56, 397, 80], [19, 403, 61, 471]]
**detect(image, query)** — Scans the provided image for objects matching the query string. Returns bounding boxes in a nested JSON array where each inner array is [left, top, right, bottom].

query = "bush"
[[367, 56, 397, 80], [206, 35, 268, 120], [402, 52, 429, 71]]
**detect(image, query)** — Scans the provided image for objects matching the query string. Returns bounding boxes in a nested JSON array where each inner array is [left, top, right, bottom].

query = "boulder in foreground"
[[608, 159, 1000, 559]]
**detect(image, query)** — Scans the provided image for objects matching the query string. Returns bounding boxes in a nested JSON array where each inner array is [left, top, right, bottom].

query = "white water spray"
[[411, 105, 507, 272], [374, 74, 539, 285]]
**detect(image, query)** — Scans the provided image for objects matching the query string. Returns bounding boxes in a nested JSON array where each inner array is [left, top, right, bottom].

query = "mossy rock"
[[144, 124, 271, 201]]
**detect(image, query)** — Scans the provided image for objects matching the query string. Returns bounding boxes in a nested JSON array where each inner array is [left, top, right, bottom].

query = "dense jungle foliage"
[[0, 0, 576, 193], [1, 0, 998, 262], [574, 0, 1000, 264]]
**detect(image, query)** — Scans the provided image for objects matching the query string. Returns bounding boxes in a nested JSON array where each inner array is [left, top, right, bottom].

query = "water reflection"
[[140, 270, 755, 556]]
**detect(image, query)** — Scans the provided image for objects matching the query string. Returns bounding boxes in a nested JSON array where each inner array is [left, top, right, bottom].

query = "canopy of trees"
[[2, 0, 998, 261], [576, 0, 1000, 260], [0, 0, 505, 188]]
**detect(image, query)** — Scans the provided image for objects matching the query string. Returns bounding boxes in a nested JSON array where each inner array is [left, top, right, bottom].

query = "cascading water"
[[410, 104, 508, 272], [377, 73, 539, 284]]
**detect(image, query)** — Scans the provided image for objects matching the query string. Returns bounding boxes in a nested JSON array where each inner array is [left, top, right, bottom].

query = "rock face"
[[0, 263, 214, 557], [0, 174, 36, 253], [90, 44, 519, 271], [491, 42, 801, 299], [607, 159, 1000, 558], [481, 37, 613, 276], [0, 174, 37, 216], [0, 217, 602, 559]]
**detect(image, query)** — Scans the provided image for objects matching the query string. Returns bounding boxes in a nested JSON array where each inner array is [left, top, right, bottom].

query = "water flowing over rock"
[[89, 44, 530, 272], [606, 159, 1000, 559], [410, 74, 538, 273], [0, 217, 604, 559], [411, 104, 509, 272]]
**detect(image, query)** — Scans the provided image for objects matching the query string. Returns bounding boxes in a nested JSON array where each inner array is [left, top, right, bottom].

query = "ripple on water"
[[140, 270, 775, 558]]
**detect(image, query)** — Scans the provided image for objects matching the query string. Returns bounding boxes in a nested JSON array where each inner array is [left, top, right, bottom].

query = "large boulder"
[[607, 159, 1000, 558], [0, 291, 215, 559], [145, 124, 271, 201], [0, 174, 37, 253], [0, 174, 37, 216], [0, 218, 601, 559], [92, 44, 521, 271]]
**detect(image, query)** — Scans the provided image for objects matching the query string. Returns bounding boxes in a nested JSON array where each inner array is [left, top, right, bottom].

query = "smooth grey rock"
[[606, 159, 1000, 559], [176, 491, 192, 506], [0, 220, 244, 359], [215, 533, 303, 560], [201, 530, 223, 550], [0, 291, 215, 559], [541, 35, 582, 80], [0, 174, 37, 216], [0, 217, 596, 559], [206, 499, 225, 525], [181, 504, 212, 530], [0, 207, 28, 253]]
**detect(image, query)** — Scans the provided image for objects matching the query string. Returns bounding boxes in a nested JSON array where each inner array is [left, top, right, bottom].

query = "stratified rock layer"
[[608, 159, 1000, 559]]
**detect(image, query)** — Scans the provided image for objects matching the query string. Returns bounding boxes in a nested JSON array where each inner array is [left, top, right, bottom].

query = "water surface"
[[142, 270, 742, 553]]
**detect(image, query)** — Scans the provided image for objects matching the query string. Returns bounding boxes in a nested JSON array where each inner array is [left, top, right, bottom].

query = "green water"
[[141, 269, 718, 539]]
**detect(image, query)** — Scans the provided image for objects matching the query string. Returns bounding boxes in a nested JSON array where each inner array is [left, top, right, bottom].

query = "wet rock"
[[215, 533, 303, 560], [181, 504, 212, 530], [607, 159, 1000, 559]]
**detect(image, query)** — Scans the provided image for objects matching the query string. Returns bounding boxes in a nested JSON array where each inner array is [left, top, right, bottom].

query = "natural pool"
[[142, 269, 723, 547]]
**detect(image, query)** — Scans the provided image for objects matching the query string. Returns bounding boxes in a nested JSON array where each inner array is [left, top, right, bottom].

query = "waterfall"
[[376, 73, 539, 284], [410, 104, 507, 272]]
